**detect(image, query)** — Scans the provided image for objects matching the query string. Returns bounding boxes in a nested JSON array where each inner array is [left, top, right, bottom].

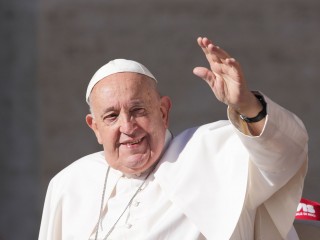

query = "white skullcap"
[[86, 59, 157, 104]]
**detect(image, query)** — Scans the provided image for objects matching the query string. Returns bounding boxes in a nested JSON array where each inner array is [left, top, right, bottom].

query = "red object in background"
[[296, 198, 320, 221]]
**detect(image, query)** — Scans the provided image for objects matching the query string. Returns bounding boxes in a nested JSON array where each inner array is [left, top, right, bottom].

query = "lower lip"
[[123, 137, 145, 149]]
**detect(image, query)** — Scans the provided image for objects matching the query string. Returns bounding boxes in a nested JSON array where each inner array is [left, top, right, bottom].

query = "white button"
[[132, 200, 140, 207], [125, 223, 132, 229]]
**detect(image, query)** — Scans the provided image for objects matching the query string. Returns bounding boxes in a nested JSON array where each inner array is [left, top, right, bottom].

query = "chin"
[[124, 158, 158, 175], [125, 161, 151, 174], [113, 151, 160, 175]]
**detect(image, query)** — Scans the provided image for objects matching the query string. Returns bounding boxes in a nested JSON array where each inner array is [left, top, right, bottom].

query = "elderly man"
[[39, 37, 308, 240]]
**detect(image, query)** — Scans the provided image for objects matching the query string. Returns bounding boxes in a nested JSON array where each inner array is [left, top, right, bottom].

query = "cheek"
[[141, 118, 163, 137], [99, 128, 118, 150], [96, 132, 103, 145], [147, 121, 167, 149]]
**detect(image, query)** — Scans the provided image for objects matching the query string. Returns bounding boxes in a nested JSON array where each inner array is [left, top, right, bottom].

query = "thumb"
[[193, 67, 216, 83]]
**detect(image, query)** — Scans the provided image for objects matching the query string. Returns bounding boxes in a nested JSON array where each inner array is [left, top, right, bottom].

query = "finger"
[[197, 37, 204, 48], [197, 37, 209, 55], [197, 37, 214, 47], [193, 67, 216, 84], [198, 37, 228, 64], [198, 37, 218, 58], [206, 44, 223, 63], [213, 74, 227, 102], [201, 37, 214, 47], [226, 58, 245, 82], [197, 38, 221, 64], [193, 67, 226, 103], [225, 57, 239, 67], [219, 58, 238, 71], [207, 43, 231, 61], [199, 37, 232, 63]]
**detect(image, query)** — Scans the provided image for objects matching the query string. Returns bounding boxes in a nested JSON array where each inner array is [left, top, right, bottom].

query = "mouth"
[[121, 137, 144, 147]]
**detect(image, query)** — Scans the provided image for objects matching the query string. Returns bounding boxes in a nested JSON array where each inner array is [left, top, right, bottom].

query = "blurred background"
[[1, 0, 319, 239]]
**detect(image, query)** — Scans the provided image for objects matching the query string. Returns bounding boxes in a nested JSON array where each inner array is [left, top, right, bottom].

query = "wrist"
[[239, 92, 267, 123]]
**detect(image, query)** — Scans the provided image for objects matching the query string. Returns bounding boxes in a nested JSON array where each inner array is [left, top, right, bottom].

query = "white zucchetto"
[[86, 59, 157, 104]]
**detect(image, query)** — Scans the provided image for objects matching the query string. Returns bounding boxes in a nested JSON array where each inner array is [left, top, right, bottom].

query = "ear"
[[85, 114, 103, 144], [160, 96, 172, 128]]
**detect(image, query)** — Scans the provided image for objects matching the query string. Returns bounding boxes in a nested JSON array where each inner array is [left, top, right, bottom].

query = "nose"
[[119, 115, 136, 135]]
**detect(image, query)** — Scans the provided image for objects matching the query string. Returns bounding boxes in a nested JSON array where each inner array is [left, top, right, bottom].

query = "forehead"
[[90, 72, 158, 107]]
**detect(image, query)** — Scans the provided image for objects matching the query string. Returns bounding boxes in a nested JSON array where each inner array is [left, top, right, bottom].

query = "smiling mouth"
[[122, 137, 144, 146]]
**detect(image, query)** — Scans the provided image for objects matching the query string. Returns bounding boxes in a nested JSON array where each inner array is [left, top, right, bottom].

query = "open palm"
[[193, 37, 250, 110]]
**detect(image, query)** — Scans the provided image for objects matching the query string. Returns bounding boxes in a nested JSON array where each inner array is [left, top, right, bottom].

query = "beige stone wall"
[[1, 0, 320, 238]]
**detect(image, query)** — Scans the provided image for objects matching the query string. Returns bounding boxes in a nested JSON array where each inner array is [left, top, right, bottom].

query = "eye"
[[132, 107, 146, 116], [103, 113, 119, 123]]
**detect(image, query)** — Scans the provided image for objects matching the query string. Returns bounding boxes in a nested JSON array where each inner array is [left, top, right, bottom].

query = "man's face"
[[86, 72, 171, 175]]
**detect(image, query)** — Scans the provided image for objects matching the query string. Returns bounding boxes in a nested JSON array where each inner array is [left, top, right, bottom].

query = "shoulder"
[[180, 120, 232, 134], [174, 120, 234, 143], [165, 120, 239, 157], [43, 151, 109, 216], [50, 151, 107, 187]]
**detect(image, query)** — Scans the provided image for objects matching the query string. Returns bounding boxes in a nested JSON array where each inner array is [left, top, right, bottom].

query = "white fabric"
[[86, 59, 157, 103], [39, 94, 308, 240], [89, 167, 207, 240]]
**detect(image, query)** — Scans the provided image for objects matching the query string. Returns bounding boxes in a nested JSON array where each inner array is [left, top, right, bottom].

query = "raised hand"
[[193, 37, 262, 118], [193, 37, 265, 135]]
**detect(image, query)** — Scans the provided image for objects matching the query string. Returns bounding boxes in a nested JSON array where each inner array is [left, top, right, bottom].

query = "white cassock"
[[38, 94, 308, 240]]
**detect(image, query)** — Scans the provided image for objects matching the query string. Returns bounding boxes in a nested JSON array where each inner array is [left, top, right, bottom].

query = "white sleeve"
[[229, 93, 308, 238]]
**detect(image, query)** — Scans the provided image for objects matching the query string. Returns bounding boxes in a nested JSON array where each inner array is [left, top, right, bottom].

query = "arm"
[[193, 36, 308, 199], [193, 37, 264, 136], [193, 37, 308, 238]]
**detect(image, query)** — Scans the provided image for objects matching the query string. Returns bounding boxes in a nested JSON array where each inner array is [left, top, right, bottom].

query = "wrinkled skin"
[[86, 73, 171, 175]]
